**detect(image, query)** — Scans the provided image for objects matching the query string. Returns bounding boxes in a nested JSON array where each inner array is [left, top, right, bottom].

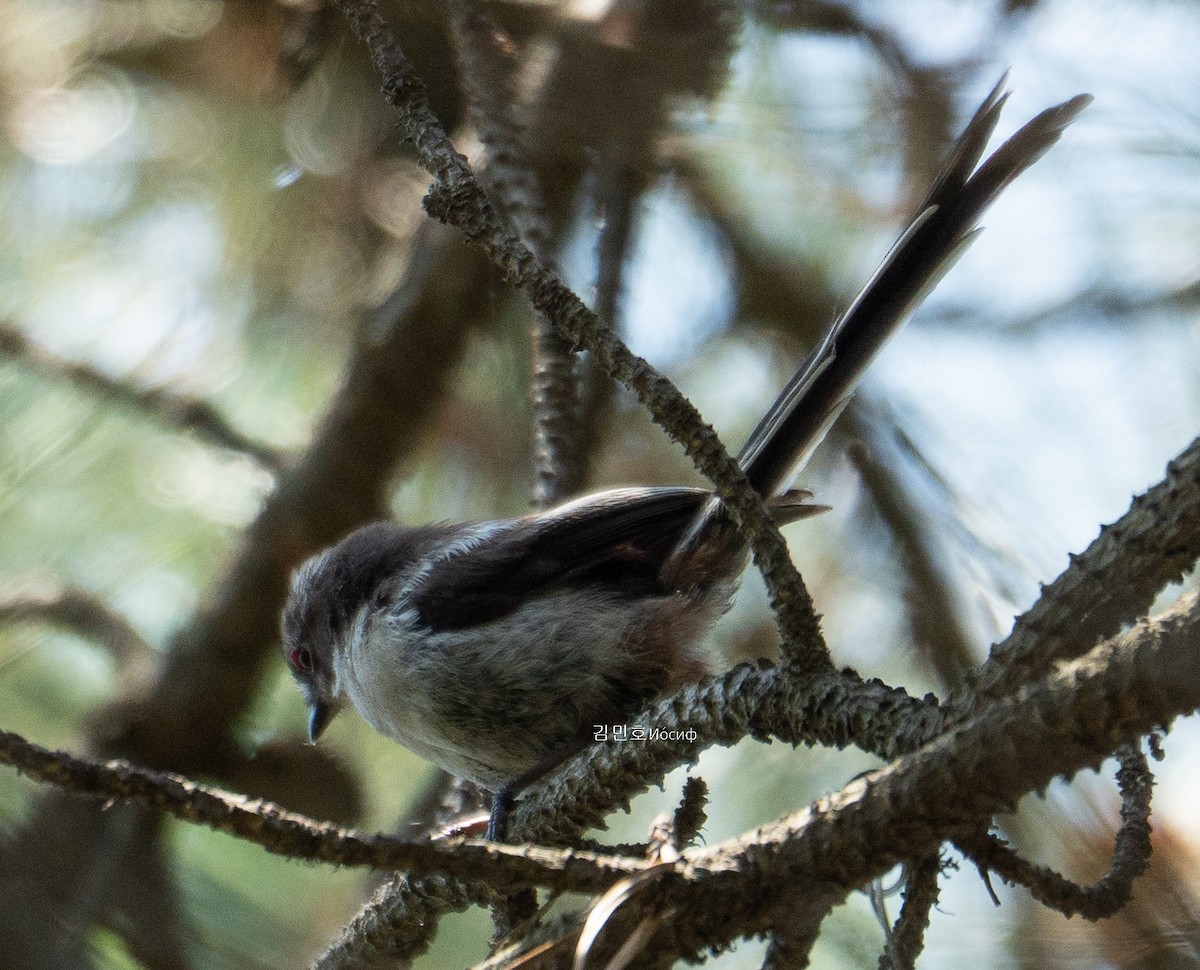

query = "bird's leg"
[[487, 787, 514, 842]]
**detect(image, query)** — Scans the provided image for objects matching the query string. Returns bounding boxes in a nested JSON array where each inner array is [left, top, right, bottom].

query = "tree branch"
[[0, 321, 286, 473], [0, 580, 155, 668], [332, 0, 827, 671], [955, 743, 1154, 921], [629, 588, 1200, 962], [310, 771, 481, 967], [0, 726, 642, 893], [450, 0, 585, 507], [964, 434, 1200, 707], [3, 587, 1197, 964], [511, 663, 940, 845]]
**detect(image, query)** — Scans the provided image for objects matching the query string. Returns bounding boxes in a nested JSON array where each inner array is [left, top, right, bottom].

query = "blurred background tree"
[[0, 0, 1198, 968]]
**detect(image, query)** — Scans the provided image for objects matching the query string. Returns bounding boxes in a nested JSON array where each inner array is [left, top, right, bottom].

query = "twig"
[[0, 580, 155, 667], [0, 321, 286, 472], [672, 777, 709, 850], [0, 726, 642, 892], [312, 873, 489, 970], [955, 743, 1154, 920], [313, 771, 483, 969], [876, 853, 942, 970], [450, 0, 584, 507]]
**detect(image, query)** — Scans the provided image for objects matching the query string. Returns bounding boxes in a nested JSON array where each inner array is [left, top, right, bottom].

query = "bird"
[[281, 79, 1090, 839]]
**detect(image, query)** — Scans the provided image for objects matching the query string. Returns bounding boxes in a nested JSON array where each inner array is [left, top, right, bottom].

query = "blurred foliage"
[[0, 0, 1198, 968]]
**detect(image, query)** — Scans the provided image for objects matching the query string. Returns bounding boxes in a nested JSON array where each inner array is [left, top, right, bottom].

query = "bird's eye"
[[290, 646, 314, 673]]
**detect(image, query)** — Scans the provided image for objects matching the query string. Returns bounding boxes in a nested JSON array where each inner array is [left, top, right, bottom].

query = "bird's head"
[[282, 549, 346, 742]]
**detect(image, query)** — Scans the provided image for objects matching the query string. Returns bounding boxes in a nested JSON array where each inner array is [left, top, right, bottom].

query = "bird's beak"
[[308, 699, 335, 742]]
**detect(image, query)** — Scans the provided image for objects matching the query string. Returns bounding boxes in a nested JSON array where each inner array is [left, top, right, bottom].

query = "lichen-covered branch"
[[4, 587, 1197, 965], [450, 0, 584, 507], [312, 872, 489, 970], [332, 0, 826, 671], [0, 726, 642, 892], [965, 434, 1200, 707], [955, 744, 1154, 921]]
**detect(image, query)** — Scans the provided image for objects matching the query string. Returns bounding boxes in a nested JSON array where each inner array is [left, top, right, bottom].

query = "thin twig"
[[312, 873, 489, 970], [0, 321, 286, 472], [955, 743, 1154, 920], [877, 853, 942, 970], [314, 769, 485, 969], [450, 0, 584, 507], [0, 580, 155, 667], [0, 726, 642, 892]]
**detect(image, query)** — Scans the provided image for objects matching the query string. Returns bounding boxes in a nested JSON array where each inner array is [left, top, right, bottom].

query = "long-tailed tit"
[[283, 81, 1090, 838]]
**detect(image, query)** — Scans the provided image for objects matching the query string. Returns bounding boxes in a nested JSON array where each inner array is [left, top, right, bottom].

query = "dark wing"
[[409, 487, 713, 631]]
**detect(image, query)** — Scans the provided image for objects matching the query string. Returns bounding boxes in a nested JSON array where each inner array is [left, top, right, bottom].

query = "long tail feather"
[[738, 80, 1092, 496]]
